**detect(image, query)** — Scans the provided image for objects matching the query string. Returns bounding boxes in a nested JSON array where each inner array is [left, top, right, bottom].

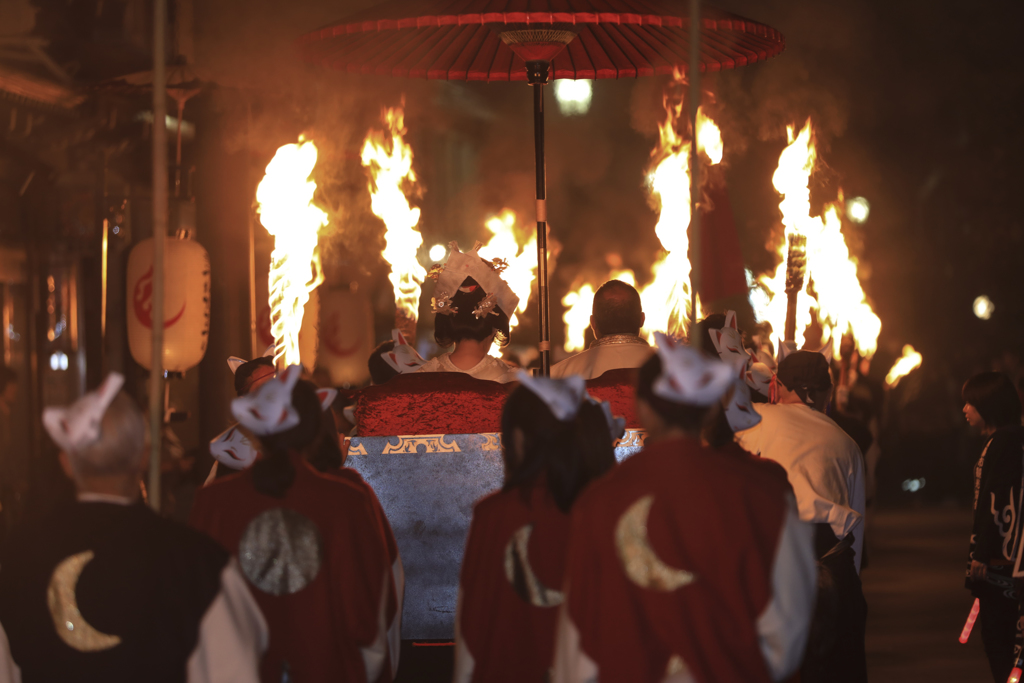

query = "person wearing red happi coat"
[[309, 406, 405, 675], [454, 374, 620, 682], [190, 367, 395, 683], [554, 336, 817, 683]]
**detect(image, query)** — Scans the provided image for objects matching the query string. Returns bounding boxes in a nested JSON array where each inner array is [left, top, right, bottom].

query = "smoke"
[[194, 0, 437, 283], [0, 0, 36, 37]]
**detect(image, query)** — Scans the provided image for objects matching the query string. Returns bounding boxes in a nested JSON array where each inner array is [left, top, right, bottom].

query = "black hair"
[[778, 351, 833, 412], [635, 353, 710, 432], [308, 403, 344, 472], [251, 379, 323, 498], [433, 277, 511, 348], [963, 372, 1022, 430], [592, 280, 643, 336], [703, 409, 736, 449], [692, 313, 729, 356], [501, 386, 615, 513], [0, 365, 16, 393], [234, 356, 275, 396], [368, 340, 399, 385]]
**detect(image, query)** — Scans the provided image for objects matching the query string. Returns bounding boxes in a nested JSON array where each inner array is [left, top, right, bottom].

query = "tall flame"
[[478, 209, 537, 335], [256, 137, 327, 368], [751, 120, 881, 358], [476, 208, 550, 356], [361, 106, 425, 323], [885, 344, 922, 387], [561, 80, 719, 349], [638, 83, 721, 341]]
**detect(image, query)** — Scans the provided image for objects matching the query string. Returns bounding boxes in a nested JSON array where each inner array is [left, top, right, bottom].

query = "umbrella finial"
[[499, 27, 577, 80]]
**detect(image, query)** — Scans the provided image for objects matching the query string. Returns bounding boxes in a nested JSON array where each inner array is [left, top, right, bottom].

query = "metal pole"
[[246, 102, 259, 358], [174, 98, 184, 198], [100, 219, 108, 340], [149, 0, 167, 512], [101, 153, 109, 348], [529, 64, 551, 376], [688, 0, 702, 343]]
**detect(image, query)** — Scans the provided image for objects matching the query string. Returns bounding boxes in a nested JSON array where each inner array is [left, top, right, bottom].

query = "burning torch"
[[783, 232, 807, 342], [361, 106, 425, 344], [256, 138, 328, 370]]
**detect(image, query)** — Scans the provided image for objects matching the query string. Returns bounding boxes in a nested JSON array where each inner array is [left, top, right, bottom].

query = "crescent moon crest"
[[47, 551, 122, 652], [239, 508, 323, 596], [503, 524, 564, 608], [615, 495, 696, 592]]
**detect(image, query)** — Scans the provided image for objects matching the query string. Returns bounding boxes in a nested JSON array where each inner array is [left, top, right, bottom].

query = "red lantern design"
[[127, 237, 211, 372], [318, 288, 373, 386]]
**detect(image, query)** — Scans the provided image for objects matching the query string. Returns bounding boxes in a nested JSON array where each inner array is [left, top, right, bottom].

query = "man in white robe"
[[734, 350, 868, 683], [551, 280, 652, 380], [734, 351, 866, 571]]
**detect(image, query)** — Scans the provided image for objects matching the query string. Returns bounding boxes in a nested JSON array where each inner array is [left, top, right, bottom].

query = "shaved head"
[[69, 393, 146, 477], [592, 280, 644, 337]]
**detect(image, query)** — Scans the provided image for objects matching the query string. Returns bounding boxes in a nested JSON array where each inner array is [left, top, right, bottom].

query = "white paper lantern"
[[318, 288, 373, 386], [127, 237, 211, 372]]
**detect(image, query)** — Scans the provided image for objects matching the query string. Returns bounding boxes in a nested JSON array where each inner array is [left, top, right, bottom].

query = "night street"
[[865, 506, 990, 682], [1, 0, 1021, 679]]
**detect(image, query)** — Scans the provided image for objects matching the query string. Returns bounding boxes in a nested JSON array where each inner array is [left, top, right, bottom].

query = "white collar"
[[77, 492, 136, 506], [440, 352, 499, 374], [591, 333, 648, 348]]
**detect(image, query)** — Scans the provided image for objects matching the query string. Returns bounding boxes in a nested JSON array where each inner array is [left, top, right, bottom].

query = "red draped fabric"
[[356, 369, 639, 436]]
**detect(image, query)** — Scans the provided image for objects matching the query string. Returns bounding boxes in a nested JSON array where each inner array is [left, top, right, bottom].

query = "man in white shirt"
[[734, 350, 868, 683], [550, 280, 652, 380], [734, 352, 866, 571]]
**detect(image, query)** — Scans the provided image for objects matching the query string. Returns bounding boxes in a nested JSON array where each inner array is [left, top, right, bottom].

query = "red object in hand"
[[959, 598, 980, 644], [1007, 667, 1022, 683]]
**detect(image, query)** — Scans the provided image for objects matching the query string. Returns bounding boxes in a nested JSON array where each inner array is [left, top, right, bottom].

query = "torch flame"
[[638, 81, 721, 341], [696, 107, 724, 165], [561, 78, 719, 349], [751, 120, 881, 358], [256, 137, 327, 368], [562, 284, 597, 353], [361, 106, 426, 324], [477, 209, 544, 354], [885, 344, 922, 388]]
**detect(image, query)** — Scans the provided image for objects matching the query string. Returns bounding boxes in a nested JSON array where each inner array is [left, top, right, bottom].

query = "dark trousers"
[[979, 592, 1018, 683], [802, 526, 868, 683]]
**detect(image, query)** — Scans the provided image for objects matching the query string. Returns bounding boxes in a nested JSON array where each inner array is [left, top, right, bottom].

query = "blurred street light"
[[553, 79, 593, 116], [846, 196, 870, 224], [428, 244, 447, 262], [973, 295, 994, 320]]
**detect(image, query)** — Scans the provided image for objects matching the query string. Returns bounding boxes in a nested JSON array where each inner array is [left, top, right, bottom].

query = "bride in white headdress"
[[416, 242, 520, 383]]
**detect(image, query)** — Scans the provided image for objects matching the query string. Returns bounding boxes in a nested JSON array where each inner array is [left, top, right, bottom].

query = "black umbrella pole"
[[688, 0, 702, 343], [531, 71, 551, 376]]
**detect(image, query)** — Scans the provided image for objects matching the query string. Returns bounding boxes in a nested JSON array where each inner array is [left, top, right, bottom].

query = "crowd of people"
[[0, 243, 1019, 683]]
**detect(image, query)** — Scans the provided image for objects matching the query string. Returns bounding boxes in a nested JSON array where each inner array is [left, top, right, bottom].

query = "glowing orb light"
[[553, 79, 593, 116], [846, 196, 870, 224], [428, 244, 447, 262], [49, 351, 69, 371], [973, 295, 994, 320]]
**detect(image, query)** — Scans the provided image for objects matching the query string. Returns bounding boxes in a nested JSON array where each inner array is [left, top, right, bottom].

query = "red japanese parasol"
[[299, 0, 784, 373]]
